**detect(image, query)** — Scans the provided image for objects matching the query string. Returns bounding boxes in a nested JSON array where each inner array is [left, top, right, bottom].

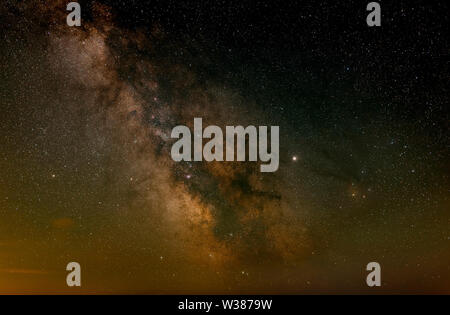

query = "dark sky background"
[[0, 0, 448, 293]]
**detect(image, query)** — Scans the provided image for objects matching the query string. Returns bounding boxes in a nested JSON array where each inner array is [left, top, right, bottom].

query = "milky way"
[[0, 0, 448, 293]]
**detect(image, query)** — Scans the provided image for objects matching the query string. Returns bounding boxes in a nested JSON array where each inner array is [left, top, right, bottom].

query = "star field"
[[0, 0, 448, 293]]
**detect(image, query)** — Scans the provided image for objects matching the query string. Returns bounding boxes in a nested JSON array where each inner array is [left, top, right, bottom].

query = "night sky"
[[0, 0, 449, 293]]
